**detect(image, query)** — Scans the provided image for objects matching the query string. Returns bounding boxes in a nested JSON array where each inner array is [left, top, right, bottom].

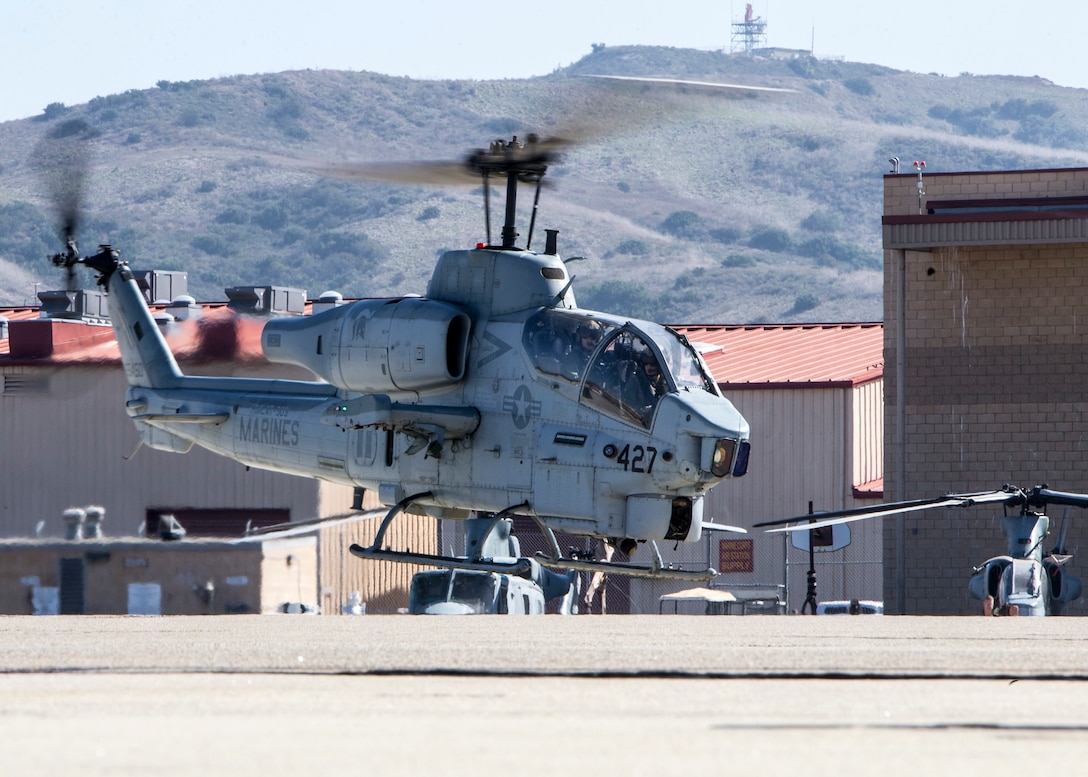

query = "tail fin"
[[85, 246, 183, 389]]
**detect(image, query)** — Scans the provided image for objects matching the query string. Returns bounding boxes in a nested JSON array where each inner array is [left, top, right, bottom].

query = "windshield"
[[523, 310, 619, 383], [523, 311, 719, 427], [582, 329, 665, 427], [409, 571, 500, 613], [449, 572, 500, 611], [409, 573, 450, 611], [646, 322, 721, 397]]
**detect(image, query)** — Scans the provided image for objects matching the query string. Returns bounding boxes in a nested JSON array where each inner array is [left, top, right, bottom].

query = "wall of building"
[[883, 168, 1088, 615], [0, 364, 353, 539], [630, 383, 884, 614], [318, 502, 438, 615], [852, 380, 884, 488], [0, 359, 438, 616], [0, 537, 317, 615]]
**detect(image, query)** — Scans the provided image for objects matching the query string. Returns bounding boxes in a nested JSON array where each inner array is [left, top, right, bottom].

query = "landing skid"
[[533, 552, 717, 582], [350, 545, 532, 576], [524, 514, 717, 582], [351, 493, 535, 576], [352, 492, 718, 582]]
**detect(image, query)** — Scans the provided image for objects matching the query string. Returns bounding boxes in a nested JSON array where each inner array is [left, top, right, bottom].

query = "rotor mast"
[[467, 136, 552, 250]]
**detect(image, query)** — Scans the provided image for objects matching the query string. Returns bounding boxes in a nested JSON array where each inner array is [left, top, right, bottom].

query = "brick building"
[[883, 166, 1088, 615]]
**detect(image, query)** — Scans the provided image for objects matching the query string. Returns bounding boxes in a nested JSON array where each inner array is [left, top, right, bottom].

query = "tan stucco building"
[[0, 535, 317, 615]]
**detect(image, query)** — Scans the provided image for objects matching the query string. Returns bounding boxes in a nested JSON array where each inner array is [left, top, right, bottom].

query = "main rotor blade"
[[308, 160, 478, 186], [754, 489, 1018, 533], [701, 521, 747, 534], [582, 74, 797, 95], [233, 507, 384, 541], [1027, 486, 1088, 510], [303, 72, 793, 190]]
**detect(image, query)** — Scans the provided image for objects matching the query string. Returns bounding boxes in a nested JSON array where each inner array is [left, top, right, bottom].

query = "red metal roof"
[[674, 322, 884, 387], [0, 303, 268, 365], [2, 303, 884, 388]]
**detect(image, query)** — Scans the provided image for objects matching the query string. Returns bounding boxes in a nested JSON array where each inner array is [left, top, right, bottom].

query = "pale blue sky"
[[5, 0, 1086, 123]]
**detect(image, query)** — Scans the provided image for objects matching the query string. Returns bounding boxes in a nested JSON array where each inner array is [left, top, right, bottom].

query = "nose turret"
[[653, 391, 750, 485]]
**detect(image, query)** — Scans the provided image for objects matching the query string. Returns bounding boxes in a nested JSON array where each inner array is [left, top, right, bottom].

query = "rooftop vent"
[[225, 285, 306, 316], [166, 294, 201, 321], [0, 315, 7, 340], [62, 505, 107, 540], [37, 289, 110, 323], [63, 507, 86, 540], [84, 505, 105, 539], [152, 311, 175, 332], [311, 290, 344, 316], [132, 270, 188, 305]]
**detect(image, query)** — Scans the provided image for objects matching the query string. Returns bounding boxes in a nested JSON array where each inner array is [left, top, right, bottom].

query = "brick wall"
[[884, 168, 1088, 614]]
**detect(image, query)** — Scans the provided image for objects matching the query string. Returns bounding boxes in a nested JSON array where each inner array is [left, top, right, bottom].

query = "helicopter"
[[754, 484, 1085, 616], [405, 515, 580, 615], [53, 127, 753, 583]]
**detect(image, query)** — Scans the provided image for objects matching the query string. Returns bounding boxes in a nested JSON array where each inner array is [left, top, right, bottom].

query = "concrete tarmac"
[[3, 615, 1088, 776]]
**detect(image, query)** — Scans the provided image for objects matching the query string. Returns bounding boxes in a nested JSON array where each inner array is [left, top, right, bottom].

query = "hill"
[[2, 45, 1088, 323]]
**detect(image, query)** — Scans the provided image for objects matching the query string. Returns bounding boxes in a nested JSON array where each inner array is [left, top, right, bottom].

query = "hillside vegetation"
[[2, 45, 1088, 323]]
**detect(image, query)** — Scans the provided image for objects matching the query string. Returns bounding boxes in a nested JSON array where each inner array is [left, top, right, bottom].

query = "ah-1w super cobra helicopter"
[[56, 129, 752, 583], [756, 484, 1084, 616]]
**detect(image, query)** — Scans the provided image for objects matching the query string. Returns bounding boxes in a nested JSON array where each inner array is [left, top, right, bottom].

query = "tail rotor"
[[34, 132, 92, 290]]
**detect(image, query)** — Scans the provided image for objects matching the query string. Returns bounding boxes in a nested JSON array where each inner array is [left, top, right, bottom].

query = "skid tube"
[[349, 494, 534, 576], [526, 514, 717, 582], [349, 493, 717, 582]]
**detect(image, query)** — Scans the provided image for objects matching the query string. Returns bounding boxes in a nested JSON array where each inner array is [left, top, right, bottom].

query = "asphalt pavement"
[[3, 614, 1087, 775]]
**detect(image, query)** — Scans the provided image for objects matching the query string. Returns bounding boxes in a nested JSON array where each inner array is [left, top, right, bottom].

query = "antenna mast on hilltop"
[[731, 3, 767, 54]]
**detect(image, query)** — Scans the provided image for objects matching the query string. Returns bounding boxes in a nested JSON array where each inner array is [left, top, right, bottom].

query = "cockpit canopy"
[[523, 309, 721, 428]]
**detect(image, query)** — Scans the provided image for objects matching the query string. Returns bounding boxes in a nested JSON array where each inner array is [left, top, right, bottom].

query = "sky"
[[5, 0, 1088, 123]]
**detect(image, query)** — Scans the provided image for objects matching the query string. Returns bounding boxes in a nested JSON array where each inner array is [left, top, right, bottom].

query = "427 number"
[[616, 444, 657, 474]]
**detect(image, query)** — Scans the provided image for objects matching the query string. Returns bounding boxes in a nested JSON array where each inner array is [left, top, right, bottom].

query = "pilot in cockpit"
[[562, 321, 604, 379], [623, 347, 668, 423]]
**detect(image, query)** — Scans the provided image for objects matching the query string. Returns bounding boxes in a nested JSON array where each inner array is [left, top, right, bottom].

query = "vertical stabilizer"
[[85, 247, 183, 389]]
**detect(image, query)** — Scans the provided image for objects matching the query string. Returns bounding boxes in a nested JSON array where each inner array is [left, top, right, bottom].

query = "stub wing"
[[320, 394, 480, 456]]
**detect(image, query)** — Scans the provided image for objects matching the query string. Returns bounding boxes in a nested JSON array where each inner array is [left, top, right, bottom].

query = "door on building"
[[58, 557, 85, 614]]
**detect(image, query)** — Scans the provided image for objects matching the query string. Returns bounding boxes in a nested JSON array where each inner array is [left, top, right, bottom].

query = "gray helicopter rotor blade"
[[1028, 486, 1088, 510], [760, 498, 972, 534], [301, 73, 794, 189], [756, 489, 1018, 533], [232, 508, 383, 541], [33, 134, 92, 242], [701, 521, 747, 534], [582, 74, 797, 95], [307, 160, 479, 186], [306, 132, 577, 186]]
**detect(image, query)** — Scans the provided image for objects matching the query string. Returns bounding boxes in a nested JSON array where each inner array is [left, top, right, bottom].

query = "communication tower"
[[731, 3, 767, 54]]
